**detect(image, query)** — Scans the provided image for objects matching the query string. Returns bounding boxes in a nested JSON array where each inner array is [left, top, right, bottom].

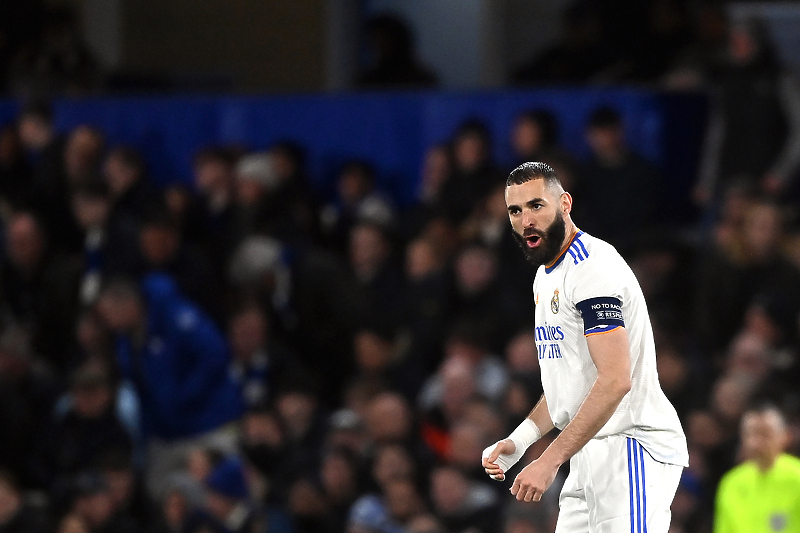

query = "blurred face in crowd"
[[372, 444, 415, 489], [18, 114, 52, 151], [72, 192, 111, 230], [229, 307, 268, 362], [277, 391, 317, 441], [453, 132, 486, 173], [162, 490, 188, 532], [454, 246, 497, 295], [73, 383, 113, 419], [320, 450, 358, 500], [512, 116, 543, 158], [740, 409, 788, 468], [65, 126, 103, 184], [96, 289, 143, 333], [448, 421, 486, 470], [742, 203, 781, 261], [420, 145, 451, 201], [366, 392, 411, 444], [440, 357, 476, 421], [405, 238, 440, 280], [74, 489, 115, 529], [586, 124, 624, 161], [354, 330, 394, 375], [270, 147, 298, 183], [430, 467, 468, 516], [207, 491, 237, 522], [505, 331, 539, 374], [0, 477, 20, 525], [139, 224, 179, 267], [384, 478, 423, 523], [349, 224, 389, 280], [338, 166, 372, 206], [6, 213, 46, 272], [506, 177, 570, 268], [729, 24, 758, 64], [103, 151, 139, 198], [195, 157, 233, 196]]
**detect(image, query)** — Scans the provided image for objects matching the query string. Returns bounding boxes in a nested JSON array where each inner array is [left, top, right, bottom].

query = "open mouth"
[[525, 235, 542, 248]]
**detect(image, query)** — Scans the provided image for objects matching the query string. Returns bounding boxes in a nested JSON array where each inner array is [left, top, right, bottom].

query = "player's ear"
[[560, 191, 573, 215]]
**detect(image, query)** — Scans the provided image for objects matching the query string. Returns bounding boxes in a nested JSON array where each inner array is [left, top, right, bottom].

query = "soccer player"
[[714, 405, 800, 533], [482, 162, 688, 532]]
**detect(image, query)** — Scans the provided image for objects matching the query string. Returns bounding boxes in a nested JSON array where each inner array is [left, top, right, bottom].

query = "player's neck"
[[560, 217, 578, 249]]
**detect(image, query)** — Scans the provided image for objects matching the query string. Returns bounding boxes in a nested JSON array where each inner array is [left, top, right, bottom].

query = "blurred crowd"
[[0, 84, 799, 533], [0, 3, 797, 533]]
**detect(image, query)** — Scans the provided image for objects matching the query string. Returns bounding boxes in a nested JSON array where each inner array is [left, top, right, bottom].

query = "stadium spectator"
[[32, 358, 133, 492], [0, 324, 57, 489], [356, 14, 437, 89], [437, 120, 499, 225], [579, 106, 662, 252], [95, 274, 243, 496], [695, 17, 800, 205], [320, 160, 395, 254], [0, 211, 81, 370]]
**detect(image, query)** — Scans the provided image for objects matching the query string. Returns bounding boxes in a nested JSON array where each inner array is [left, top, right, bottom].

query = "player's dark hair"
[[506, 161, 562, 189]]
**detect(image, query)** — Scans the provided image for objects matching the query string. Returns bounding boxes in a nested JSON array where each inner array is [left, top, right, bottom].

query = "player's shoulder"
[[558, 231, 624, 273]]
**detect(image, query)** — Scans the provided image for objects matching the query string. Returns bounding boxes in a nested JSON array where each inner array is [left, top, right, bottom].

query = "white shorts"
[[555, 435, 683, 533]]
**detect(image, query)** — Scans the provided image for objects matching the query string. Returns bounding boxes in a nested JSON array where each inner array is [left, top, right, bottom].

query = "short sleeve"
[[566, 246, 627, 336]]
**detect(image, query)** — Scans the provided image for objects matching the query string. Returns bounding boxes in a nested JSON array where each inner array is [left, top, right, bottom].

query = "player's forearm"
[[541, 372, 630, 466], [526, 394, 555, 436]]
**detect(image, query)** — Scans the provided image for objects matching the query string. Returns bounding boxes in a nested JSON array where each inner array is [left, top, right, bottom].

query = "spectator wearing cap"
[[184, 456, 293, 533], [95, 274, 243, 497]]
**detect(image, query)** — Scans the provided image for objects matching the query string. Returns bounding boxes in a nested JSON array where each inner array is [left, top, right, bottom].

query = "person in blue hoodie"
[[95, 272, 243, 496]]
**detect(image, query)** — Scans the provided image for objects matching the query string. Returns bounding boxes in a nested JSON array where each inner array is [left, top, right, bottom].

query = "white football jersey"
[[533, 230, 688, 466]]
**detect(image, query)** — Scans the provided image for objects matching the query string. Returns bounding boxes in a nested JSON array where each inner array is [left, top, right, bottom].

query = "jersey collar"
[[545, 229, 583, 274]]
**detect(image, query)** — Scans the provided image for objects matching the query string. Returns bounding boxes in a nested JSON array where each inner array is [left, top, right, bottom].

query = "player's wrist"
[[508, 418, 541, 455]]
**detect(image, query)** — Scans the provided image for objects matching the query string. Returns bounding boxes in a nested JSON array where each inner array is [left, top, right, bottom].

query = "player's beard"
[[512, 211, 567, 268]]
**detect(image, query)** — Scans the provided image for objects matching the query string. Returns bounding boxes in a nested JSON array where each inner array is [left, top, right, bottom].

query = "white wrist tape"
[[482, 419, 541, 475]]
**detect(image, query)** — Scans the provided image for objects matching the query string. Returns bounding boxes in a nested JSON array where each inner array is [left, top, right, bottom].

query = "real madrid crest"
[[551, 289, 559, 314]]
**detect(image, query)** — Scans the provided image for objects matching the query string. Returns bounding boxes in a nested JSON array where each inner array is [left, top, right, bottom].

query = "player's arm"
[[482, 394, 555, 481], [511, 326, 631, 502]]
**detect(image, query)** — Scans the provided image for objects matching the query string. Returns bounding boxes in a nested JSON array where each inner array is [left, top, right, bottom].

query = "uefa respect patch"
[[576, 296, 625, 335]]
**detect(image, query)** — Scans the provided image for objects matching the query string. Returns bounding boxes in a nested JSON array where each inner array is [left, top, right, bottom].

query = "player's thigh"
[[584, 436, 682, 533], [555, 456, 589, 533]]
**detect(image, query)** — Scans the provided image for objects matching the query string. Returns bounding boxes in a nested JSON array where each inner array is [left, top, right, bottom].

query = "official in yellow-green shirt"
[[714, 406, 800, 533]]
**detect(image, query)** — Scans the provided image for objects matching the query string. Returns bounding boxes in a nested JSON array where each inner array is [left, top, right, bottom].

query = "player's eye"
[[508, 207, 520, 215]]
